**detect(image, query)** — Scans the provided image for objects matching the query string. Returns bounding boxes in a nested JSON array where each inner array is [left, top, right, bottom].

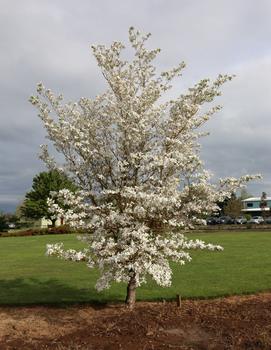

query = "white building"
[[242, 196, 271, 216]]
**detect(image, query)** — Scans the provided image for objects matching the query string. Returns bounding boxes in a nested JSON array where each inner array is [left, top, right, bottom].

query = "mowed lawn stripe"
[[0, 231, 270, 304]]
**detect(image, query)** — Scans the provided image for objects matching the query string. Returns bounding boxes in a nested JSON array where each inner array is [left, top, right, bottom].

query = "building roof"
[[242, 207, 270, 212], [242, 197, 271, 202]]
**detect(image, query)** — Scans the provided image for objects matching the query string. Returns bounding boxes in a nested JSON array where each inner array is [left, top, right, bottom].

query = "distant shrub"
[[0, 225, 72, 238], [48, 225, 71, 235]]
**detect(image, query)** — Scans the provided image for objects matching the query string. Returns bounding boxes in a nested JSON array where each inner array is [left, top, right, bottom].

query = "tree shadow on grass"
[[0, 278, 125, 308]]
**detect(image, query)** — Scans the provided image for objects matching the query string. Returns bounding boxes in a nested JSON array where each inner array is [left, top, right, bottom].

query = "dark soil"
[[0, 293, 271, 349]]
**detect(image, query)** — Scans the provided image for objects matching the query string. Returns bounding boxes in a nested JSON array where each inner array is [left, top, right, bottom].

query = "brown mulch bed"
[[0, 293, 271, 349]]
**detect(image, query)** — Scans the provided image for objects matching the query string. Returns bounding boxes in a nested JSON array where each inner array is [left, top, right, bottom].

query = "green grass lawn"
[[0, 231, 271, 305]]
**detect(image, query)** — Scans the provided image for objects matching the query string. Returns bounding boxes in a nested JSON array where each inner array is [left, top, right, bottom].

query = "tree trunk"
[[125, 273, 137, 309], [51, 218, 57, 227]]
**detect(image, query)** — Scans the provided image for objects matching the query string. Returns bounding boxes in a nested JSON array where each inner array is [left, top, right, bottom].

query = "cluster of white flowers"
[[46, 243, 90, 262], [31, 28, 260, 294]]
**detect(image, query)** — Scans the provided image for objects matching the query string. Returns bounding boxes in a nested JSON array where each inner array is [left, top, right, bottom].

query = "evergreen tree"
[[0, 212, 8, 232], [22, 170, 77, 226]]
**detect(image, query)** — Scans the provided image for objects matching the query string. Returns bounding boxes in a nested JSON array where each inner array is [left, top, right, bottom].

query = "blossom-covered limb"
[[30, 28, 261, 308]]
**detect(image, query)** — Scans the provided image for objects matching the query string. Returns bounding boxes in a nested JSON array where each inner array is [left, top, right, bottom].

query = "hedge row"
[[197, 224, 271, 231], [0, 225, 73, 238]]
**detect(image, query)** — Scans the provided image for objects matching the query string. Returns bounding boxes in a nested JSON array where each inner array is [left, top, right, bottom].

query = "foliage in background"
[[0, 225, 72, 238], [223, 193, 242, 218], [0, 212, 8, 232], [239, 188, 252, 200], [21, 170, 77, 227]]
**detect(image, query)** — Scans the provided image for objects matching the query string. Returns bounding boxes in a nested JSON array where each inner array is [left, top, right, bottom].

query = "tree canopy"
[[30, 28, 259, 308], [0, 212, 8, 232], [21, 170, 77, 226], [223, 193, 242, 218]]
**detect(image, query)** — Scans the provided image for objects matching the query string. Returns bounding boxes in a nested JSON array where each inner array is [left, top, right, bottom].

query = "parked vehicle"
[[217, 216, 235, 224], [247, 216, 264, 224], [235, 216, 247, 225], [264, 216, 271, 224], [206, 217, 220, 225]]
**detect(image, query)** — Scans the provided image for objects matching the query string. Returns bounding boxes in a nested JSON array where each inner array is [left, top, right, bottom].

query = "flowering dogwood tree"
[[30, 28, 259, 309]]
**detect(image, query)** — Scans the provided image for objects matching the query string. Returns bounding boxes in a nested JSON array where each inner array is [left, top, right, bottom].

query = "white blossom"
[[31, 28, 260, 294]]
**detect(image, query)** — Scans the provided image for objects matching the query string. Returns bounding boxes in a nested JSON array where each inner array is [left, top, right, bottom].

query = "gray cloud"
[[0, 0, 271, 211]]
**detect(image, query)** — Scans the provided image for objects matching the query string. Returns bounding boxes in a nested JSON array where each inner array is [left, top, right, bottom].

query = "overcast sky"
[[0, 0, 270, 212]]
